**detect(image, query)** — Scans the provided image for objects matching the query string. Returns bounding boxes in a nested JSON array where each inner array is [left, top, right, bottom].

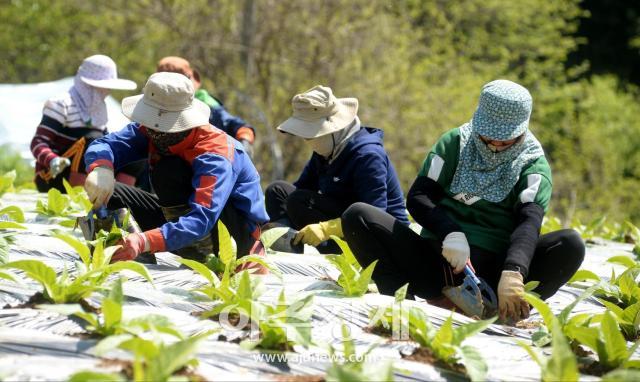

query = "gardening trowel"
[[442, 264, 498, 319], [76, 206, 123, 241]]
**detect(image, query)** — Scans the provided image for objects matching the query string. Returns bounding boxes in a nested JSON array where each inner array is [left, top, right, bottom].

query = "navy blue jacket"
[[294, 127, 409, 225]]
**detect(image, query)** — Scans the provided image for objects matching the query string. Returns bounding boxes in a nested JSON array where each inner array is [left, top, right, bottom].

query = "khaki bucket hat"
[[277, 85, 358, 139], [121, 72, 211, 133]]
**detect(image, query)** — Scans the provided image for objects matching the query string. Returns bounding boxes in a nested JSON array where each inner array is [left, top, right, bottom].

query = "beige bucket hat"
[[277, 85, 358, 139], [121, 72, 211, 133], [78, 55, 137, 90]]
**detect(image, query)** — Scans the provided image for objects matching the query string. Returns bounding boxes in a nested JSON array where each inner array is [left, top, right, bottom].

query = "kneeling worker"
[[83, 72, 269, 265]]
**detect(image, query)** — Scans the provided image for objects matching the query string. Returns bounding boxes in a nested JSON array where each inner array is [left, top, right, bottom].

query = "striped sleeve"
[[30, 99, 68, 167]]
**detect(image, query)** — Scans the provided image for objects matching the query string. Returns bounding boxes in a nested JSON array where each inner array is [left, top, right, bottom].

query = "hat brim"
[[469, 113, 529, 141], [121, 95, 211, 133], [81, 76, 137, 90], [277, 97, 358, 139]]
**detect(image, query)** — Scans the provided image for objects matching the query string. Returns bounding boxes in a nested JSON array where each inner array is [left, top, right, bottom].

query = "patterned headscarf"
[[449, 80, 544, 202], [147, 128, 192, 155]]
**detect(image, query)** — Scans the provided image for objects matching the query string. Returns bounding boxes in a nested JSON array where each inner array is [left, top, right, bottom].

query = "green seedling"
[[0, 170, 16, 196], [35, 188, 74, 217], [181, 257, 267, 325], [518, 315, 579, 382], [200, 270, 267, 325], [199, 220, 278, 277], [72, 331, 214, 382], [62, 178, 93, 213], [368, 284, 410, 339], [525, 287, 598, 347], [2, 238, 152, 304], [52, 278, 183, 339], [406, 307, 496, 381], [325, 323, 395, 382], [571, 266, 640, 309], [598, 300, 640, 340], [0, 205, 25, 223], [241, 290, 315, 351], [0, 218, 27, 264], [565, 310, 640, 371], [326, 236, 377, 297]]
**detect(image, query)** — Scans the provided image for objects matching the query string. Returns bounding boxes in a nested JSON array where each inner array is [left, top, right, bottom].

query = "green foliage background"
[[1, 0, 639, 223]]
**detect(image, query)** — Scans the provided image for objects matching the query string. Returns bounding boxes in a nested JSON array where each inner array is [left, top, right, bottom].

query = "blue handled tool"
[[442, 264, 498, 319], [77, 205, 123, 241]]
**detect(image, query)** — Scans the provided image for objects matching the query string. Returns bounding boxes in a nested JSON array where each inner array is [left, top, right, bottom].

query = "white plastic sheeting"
[[0, 191, 632, 381], [0, 78, 131, 157]]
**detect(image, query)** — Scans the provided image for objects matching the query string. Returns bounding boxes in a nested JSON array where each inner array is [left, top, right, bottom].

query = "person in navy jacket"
[[264, 85, 408, 253], [83, 72, 269, 264]]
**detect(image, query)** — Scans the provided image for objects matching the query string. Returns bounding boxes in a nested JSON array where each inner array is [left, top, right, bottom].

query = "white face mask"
[[306, 135, 335, 158]]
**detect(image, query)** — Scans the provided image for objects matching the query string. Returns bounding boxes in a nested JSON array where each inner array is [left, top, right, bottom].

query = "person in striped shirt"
[[30, 55, 137, 192], [341, 80, 585, 323]]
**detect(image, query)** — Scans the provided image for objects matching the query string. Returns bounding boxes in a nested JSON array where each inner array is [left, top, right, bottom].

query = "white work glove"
[[498, 270, 529, 322], [442, 231, 470, 273], [49, 157, 71, 178], [84, 167, 115, 209]]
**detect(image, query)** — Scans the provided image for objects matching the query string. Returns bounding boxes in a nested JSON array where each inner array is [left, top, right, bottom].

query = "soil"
[[402, 347, 467, 376], [97, 358, 207, 381], [578, 360, 609, 377], [193, 310, 253, 331], [515, 320, 543, 329], [363, 324, 393, 338], [571, 341, 594, 357], [217, 334, 242, 344]]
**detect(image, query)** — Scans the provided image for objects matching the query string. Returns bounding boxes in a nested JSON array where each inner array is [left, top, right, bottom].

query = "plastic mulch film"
[[0, 190, 636, 381]]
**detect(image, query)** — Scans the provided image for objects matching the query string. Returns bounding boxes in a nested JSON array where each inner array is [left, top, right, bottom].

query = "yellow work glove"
[[293, 218, 343, 247], [497, 270, 530, 322]]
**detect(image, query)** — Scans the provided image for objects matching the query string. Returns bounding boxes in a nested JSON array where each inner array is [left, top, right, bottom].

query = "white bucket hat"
[[121, 72, 211, 133], [277, 85, 358, 139], [78, 55, 137, 90]]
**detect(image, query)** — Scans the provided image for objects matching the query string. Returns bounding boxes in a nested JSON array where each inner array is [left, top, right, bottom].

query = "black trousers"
[[265, 181, 350, 253], [341, 202, 585, 300], [107, 156, 256, 256]]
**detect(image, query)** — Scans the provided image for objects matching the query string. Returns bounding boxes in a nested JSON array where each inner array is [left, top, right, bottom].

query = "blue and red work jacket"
[[84, 123, 269, 252]]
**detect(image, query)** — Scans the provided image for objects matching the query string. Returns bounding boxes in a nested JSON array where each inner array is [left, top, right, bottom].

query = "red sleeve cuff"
[[236, 126, 255, 144], [144, 228, 166, 253], [88, 159, 114, 173]]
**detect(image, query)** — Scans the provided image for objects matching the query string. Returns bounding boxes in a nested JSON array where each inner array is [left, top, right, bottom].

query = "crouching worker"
[[31, 55, 138, 192], [83, 72, 269, 268], [264, 85, 409, 253], [341, 80, 585, 323]]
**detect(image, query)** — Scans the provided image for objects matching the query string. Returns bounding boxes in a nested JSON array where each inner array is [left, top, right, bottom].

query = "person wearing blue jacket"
[[83, 72, 269, 265], [264, 85, 408, 253], [156, 56, 256, 157]]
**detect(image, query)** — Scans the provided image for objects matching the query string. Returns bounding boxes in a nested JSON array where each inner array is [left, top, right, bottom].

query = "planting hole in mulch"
[[271, 373, 325, 382], [402, 347, 467, 376], [515, 320, 543, 329], [97, 358, 207, 381], [578, 360, 609, 377]]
